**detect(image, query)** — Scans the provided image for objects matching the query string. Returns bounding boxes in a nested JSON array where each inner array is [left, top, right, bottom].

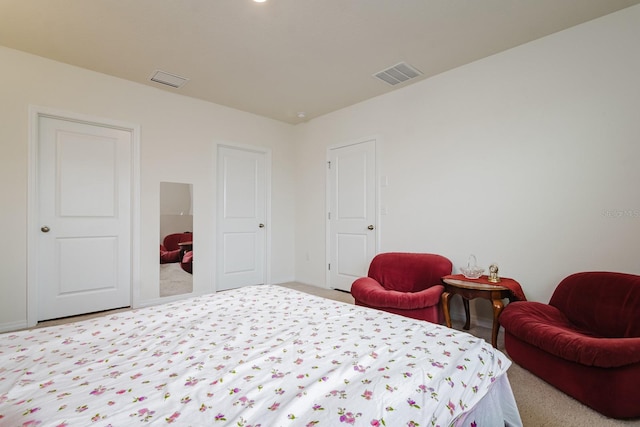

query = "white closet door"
[[37, 116, 132, 320], [217, 145, 267, 291]]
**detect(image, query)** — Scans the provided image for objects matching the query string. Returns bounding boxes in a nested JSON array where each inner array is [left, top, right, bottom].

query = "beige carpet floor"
[[160, 262, 193, 297]]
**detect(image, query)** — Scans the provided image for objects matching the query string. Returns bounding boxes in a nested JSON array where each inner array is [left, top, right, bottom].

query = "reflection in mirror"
[[159, 182, 193, 297]]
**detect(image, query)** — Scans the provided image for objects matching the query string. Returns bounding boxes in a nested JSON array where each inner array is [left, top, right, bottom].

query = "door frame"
[[214, 141, 272, 290], [27, 106, 141, 328], [325, 136, 380, 289]]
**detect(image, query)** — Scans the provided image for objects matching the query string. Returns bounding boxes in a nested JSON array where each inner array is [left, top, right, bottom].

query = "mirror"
[[159, 182, 193, 297]]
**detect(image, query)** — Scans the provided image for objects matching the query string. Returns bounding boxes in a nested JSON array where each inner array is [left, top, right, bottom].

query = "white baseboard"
[[448, 307, 494, 330], [0, 320, 29, 333]]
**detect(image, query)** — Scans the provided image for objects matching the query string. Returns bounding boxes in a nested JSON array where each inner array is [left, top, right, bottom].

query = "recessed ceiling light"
[[253, 0, 267, 3], [296, 112, 306, 119]]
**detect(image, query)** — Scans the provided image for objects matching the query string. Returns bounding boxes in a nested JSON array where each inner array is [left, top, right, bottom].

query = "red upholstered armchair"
[[160, 232, 193, 274], [500, 271, 640, 419], [350, 252, 453, 323]]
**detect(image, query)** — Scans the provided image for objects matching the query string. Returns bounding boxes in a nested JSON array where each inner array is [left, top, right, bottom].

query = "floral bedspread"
[[0, 285, 517, 426]]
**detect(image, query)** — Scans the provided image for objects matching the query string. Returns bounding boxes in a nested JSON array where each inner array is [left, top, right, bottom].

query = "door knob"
[[367, 225, 374, 230], [259, 223, 265, 228], [41, 226, 50, 233]]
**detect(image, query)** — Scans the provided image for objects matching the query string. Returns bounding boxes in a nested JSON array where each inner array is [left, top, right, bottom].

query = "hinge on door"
[[328, 263, 331, 271], [327, 161, 331, 169], [328, 212, 331, 220]]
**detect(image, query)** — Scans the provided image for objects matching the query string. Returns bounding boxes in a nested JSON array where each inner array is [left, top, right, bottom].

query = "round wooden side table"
[[441, 276, 515, 348]]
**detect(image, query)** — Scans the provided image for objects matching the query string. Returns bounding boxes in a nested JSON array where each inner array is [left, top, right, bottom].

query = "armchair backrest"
[[368, 252, 452, 293], [162, 232, 193, 251], [549, 271, 640, 338]]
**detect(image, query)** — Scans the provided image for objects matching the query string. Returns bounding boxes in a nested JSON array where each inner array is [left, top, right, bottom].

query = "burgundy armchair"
[[500, 271, 640, 419], [350, 252, 453, 323], [160, 232, 193, 274]]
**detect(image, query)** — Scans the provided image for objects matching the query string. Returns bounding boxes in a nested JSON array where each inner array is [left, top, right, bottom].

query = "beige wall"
[[0, 46, 296, 330], [160, 182, 193, 242], [294, 5, 640, 321]]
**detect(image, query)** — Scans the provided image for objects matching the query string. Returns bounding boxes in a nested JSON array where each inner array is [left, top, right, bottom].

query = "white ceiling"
[[1, 0, 639, 124]]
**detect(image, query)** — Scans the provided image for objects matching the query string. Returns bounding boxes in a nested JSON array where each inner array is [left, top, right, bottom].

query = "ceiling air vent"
[[149, 70, 189, 88], [373, 62, 422, 86]]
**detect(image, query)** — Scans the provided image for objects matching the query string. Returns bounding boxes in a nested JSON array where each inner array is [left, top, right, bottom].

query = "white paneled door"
[[328, 139, 377, 292], [37, 116, 132, 321], [217, 145, 267, 291]]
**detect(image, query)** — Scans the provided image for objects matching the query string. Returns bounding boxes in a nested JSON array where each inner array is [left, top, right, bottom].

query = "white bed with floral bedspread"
[[0, 285, 521, 426]]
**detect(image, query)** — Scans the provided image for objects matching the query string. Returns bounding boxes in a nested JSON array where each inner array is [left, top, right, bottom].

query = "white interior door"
[[217, 145, 267, 291], [37, 116, 132, 321], [328, 139, 377, 292]]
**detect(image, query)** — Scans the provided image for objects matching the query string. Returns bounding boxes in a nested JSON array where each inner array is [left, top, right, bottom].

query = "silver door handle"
[[41, 226, 50, 233], [367, 225, 374, 230]]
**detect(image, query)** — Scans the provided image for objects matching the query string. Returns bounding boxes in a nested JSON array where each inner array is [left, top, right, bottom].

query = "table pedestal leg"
[[491, 298, 504, 348], [462, 298, 471, 330], [441, 291, 452, 328]]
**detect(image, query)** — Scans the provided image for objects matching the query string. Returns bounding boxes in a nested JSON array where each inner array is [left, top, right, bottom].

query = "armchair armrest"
[[352, 277, 443, 309]]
